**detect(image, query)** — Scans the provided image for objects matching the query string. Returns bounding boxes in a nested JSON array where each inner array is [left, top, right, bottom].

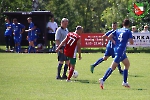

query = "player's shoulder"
[[106, 29, 115, 35]]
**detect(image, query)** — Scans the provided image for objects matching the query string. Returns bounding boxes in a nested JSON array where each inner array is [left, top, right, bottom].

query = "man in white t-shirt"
[[47, 17, 58, 48]]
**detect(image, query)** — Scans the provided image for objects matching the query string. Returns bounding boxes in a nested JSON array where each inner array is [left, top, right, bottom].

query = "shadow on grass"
[[128, 74, 144, 77], [104, 88, 148, 91], [73, 79, 98, 84]]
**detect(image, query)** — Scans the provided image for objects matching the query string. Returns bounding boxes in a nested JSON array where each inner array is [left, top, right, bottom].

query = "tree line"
[[0, 0, 150, 32]]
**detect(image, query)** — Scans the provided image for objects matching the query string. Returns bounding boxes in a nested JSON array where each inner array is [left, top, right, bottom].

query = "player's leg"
[[56, 52, 64, 79], [62, 59, 69, 79], [121, 54, 130, 88], [99, 53, 121, 89], [14, 37, 18, 53], [118, 63, 123, 74], [18, 37, 21, 53], [31, 40, 36, 53], [9, 36, 13, 51], [28, 40, 32, 53], [67, 58, 76, 81], [90, 56, 109, 73], [111, 48, 123, 74], [90, 47, 111, 73], [5, 35, 9, 51]]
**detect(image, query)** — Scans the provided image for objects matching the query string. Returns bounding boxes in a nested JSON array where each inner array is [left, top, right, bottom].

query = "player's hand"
[[25, 30, 28, 32], [112, 40, 115, 45], [55, 49, 59, 53], [102, 43, 106, 47], [13, 33, 15, 35], [59, 49, 63, 53], [78, 56, 82, 60], [26, 36, 28, 40]]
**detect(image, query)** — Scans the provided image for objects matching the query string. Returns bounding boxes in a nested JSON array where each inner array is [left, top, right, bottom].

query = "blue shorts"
[[14, 36, 21, 43], [114, 48, 127, 64], [28, 36, 35, 42], [104, 47, 115, 58]]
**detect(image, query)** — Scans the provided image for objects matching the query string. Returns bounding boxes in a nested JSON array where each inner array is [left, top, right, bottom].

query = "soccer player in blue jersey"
[[12, 18, 25, 53], [99, 19, 133, 89], [34, 24, 41, 46], [4, 17, 13, 51], [90, 22, 123, 74], [25, 17, 36, 53]]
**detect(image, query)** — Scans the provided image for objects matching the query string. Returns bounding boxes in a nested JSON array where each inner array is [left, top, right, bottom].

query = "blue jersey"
[[34, 28, 41, 38], [5, 23, 12, 36], [105, 29, 116, 48], [28, 22, 35, 37], [12, 23, 25, 37], [112, 27, 133, 50]]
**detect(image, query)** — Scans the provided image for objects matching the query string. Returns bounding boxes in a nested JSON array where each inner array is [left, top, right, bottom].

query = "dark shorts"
[[57, 46, 69, 61], [47, 33, 55, 41]]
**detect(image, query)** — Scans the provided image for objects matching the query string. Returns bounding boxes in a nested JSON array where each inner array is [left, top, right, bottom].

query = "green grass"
[[0, 53, 150, 100]]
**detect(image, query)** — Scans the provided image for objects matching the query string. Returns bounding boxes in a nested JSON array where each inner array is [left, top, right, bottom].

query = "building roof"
[[3, 11, 53, 16]]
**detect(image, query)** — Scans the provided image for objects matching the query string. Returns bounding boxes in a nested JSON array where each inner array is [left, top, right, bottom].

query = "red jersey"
[[64, 32, 80, 58]]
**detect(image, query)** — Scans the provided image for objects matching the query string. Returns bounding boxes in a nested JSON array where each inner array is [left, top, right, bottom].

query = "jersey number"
[[67, 37, 76, 46], [118, 33, 123, 42]]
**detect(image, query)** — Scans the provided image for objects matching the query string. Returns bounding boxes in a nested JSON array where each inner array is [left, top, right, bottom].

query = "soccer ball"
[[72, 70, 78, 78]]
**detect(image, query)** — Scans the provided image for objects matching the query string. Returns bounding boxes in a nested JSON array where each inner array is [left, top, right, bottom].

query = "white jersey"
[[46, 21, 58, 33]]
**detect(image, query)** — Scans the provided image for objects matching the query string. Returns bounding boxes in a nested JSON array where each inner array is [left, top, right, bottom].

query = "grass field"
[[0, 53, 150, 100]]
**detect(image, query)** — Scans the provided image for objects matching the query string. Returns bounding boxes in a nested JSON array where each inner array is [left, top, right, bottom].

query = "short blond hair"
[[61, 18, 68, 23], [132, 26, 136, 29]]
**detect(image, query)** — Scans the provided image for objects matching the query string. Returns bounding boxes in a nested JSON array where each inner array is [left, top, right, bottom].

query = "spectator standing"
[[4, 17, 13, 52], [47, 17, 58, 48], [55, 18, 69, 79], [141, 25, 149, 33]]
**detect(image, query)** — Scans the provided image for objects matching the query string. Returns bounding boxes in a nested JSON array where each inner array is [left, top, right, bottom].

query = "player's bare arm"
[[77, 38, 81, 60], [128, 38, 134, 45], [21, 28, 25, 34], [55, 37, 67, 53], [102, 34, 107, 46], [108, 33, 115, 45], [25, 26, 36, 32], [47, 27, 54, 32]]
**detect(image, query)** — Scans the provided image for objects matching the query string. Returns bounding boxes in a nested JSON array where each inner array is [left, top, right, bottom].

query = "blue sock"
[[18, 45, 21, 52], [123, 69, 128, 83], [28, 46, 32, 53], [32, 46, 36, 53], [93, 58, 104, 67], [103, 68, 113, 81], [34, 42, 37, 46], [117, 64, 122, 72], [15, 46, 18, 52]]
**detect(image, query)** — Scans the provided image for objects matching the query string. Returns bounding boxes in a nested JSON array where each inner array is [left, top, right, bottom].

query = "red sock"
[[68, 63, 71, 70], [67, 67, 74, 80]]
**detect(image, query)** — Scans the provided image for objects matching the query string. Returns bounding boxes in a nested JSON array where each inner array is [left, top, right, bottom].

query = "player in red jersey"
[[56, 26, 83, 81]]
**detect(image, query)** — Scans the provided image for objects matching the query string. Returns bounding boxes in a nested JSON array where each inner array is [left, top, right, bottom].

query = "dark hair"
[[76, 26, 83, 30], [112, 22, 117, 24], [123, 19, 130, 26]]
